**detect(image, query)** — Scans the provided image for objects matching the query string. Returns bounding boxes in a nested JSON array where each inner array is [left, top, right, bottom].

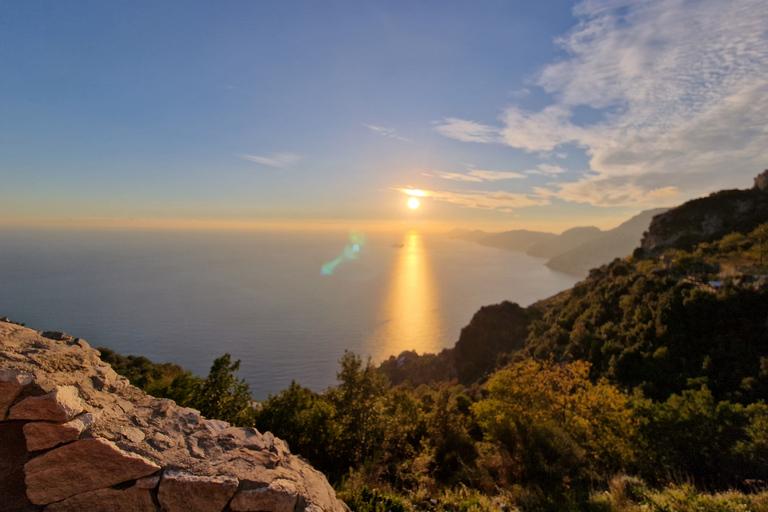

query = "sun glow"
[[408, 197, 420, 209]]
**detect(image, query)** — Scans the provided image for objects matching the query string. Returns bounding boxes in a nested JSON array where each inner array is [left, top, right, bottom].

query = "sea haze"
[[0, 228, 579, 399]]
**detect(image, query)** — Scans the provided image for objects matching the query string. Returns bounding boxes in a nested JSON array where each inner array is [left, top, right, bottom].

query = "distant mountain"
[[477, 230, 557, 251], [448, 228, 488, 243], [525, 226, 603, 259], [546, 208, 668, 277], [450, 210, 666, 277], [450, 228, 556, 252]]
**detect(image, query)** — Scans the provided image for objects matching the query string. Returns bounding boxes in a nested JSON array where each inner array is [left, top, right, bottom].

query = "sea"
[[0, 228, 579, 399]]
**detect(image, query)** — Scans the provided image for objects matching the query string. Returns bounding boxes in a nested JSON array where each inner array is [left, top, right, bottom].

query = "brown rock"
[[24, 437, 160, 504], [230, 479, 298, 512], [158, 470, 239, 512], [0, 368, 34, 419], [44, 485, 158, 512], [23, 420, 82, 451], [23, 413, 95, 452], [9, 385, 83, 422]]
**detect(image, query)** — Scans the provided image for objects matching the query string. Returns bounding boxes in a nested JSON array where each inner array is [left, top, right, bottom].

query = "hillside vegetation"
[[99, 180, 768, 511]]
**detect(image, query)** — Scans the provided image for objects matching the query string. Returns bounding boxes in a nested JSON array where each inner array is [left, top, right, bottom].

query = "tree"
[[473, 359, 636, 490], [750, 222, 768, 265], [195, 354, 256, 427]]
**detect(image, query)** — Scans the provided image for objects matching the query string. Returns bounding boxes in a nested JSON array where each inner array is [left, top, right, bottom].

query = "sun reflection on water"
[[368, 231, 442, 361]]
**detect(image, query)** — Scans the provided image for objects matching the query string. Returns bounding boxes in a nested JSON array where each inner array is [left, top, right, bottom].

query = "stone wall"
[[0, 319, 349, 512]]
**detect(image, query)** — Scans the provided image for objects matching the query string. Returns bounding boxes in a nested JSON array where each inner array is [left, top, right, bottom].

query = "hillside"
[[638, 178, 768, 256]]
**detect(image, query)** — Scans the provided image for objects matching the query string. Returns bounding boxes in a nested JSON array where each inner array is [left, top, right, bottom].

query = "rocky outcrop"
[[638, 179, 768, 257], [0, 319, 349, 512]]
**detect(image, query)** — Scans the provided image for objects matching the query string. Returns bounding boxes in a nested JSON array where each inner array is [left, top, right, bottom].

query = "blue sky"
[[2, 0, 767, 232]]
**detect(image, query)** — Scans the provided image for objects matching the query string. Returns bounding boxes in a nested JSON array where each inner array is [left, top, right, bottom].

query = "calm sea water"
[[0, 228, 578, 399]]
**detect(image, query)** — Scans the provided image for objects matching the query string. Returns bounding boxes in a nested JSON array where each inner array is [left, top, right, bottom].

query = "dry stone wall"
[[0, 319, 349, 512]]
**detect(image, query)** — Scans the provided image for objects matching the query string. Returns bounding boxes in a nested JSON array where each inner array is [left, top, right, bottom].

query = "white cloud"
[[430, 168, 526, 182], [468, 170, 526, 181], [430, 171, 484, 182], [240, 152, 301, 169], [435, 0, 768, 206], [433, 118, 502, 143], [526, 164, 567, 176], [365, 124, 411, 142]]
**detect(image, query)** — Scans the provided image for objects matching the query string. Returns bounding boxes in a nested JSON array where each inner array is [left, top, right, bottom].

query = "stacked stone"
[[0, 319, 348, 512]]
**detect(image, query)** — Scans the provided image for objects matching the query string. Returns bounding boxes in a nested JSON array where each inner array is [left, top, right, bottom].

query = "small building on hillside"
[[755, 169, 768, 191]]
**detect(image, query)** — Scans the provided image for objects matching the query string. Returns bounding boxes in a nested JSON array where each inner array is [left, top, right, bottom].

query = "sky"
[[2, 0, 767, 233]]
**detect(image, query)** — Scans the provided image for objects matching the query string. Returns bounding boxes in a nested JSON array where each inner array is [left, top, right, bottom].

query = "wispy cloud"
[[433, 118, 502, 143], [365, 124, 412, 142], [396, 187, 549, 211], [240, 152, 301, 169], [435, 0, 768, 206], [525, 164, 566, 176], [427, 165, 526, 182]]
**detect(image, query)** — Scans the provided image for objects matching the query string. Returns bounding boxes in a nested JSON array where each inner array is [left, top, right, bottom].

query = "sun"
[[408, 197, 420, 209]]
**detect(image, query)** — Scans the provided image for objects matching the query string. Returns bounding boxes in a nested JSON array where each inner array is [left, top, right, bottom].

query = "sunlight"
[[368, 231, 441, 361], [408, 197, 420, 209]]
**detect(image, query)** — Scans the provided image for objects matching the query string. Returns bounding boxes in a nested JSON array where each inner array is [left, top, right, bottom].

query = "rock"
[[9, 385, 84, 422], [44, 485, 158, 512], [23, 415, 89, 451], [230, 479, 299, 512], [157, 470, 239, 512], [1, 322, 349, 512], [0, 368, 34, 419], [24, 438, 160, 504]]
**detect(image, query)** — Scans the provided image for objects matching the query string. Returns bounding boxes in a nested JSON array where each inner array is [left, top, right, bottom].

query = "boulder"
[[157, 470, 239, 512], [0, 368, 34, 419], [9, 385, 84, 422], [230, 479, 299, 512], [1, 322, 350, 512], [44, 484, 158, 512], [24, 438, 160, 504], [23, 413, 95, 451]]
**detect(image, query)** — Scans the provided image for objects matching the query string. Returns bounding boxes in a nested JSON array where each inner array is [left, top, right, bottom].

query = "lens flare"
[[321, 230, 366, 275], [408, 198, 420, 209]]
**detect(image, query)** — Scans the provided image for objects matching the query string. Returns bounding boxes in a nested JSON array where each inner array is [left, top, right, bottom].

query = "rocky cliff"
[[0, 319, 349, 512], [637, 181, 768, 257]]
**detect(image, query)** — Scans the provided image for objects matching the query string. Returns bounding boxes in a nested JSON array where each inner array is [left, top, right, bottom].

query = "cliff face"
[[0, 319, 348, 512], [638, 186, 768, 257]]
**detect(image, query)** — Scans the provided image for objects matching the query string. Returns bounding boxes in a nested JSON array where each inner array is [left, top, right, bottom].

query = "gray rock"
[[1, 322, 349, 512], [23, 416, 87, 451], [24, 438, 160, 504], [0, 368, 34, 419], [9, 385, 84, 422], [230, 479, 299, 512], [157, 470, 238, 512], [44, 485, 158, 512]]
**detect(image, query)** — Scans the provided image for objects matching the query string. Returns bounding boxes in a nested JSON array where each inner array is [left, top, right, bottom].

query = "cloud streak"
[[240, 152, 301, 168], [365, 124, 412, 142], [428, 168, 526, 182], [435, 0, 768, 207]]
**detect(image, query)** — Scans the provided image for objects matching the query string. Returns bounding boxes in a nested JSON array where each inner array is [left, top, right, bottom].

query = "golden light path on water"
[[368, 230, 442, 361]]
